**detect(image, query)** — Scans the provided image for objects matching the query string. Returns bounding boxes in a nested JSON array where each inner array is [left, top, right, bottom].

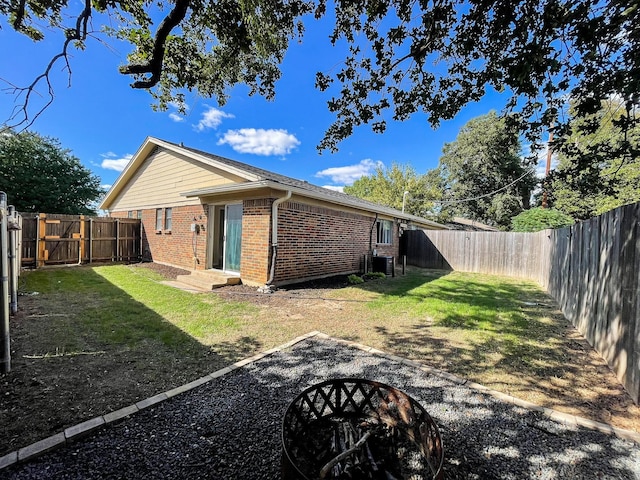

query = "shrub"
[[347, 274, 364, 285], [511, 207, 574, 232], [363, 272, 386, 280]]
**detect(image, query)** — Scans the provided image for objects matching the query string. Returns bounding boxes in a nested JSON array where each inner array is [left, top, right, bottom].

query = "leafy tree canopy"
[[511, 207, 574, 232], [344, 162, 445, 218], [548, 98, 640, 220], [438, 111, 538, 229], [0, 129, 104, 214], [2, 0, 638, 153]]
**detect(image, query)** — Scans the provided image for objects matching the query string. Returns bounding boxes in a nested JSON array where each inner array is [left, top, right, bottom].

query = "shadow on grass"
[[350, 268, 638, 431], [2, 266, 262, 456]]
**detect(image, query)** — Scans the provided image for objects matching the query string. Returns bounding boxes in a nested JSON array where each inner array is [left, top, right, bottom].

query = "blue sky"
[[0, 10, 534, 194]]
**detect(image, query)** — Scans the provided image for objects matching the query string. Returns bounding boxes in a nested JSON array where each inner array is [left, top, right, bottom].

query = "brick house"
[[100, 137, 448, 286]]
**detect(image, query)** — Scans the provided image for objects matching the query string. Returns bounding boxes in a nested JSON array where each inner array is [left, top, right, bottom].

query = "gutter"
[[266, 190, 292, 286]]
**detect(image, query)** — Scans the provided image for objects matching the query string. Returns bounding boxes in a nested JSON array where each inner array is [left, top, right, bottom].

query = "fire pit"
[[282, 378, 444, 480]]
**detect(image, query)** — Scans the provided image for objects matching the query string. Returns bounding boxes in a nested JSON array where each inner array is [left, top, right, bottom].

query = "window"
[[155, 208, 162, 231], [127, 211, 133, 218], [376, 219, 393, 244], [164, 207, 172, 231], [137, 210, 142, 219]]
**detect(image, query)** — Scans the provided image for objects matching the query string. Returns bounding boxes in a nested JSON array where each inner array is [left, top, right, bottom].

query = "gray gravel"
[[4, 337, 640, 479]]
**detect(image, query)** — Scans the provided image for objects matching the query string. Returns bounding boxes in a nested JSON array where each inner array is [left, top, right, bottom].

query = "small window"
[[376, 219, 393, 244], [137, 210, 142, 219], [164, 207, 172, 231], [127, 211, 133, 218], [155, 208, 162, 231]]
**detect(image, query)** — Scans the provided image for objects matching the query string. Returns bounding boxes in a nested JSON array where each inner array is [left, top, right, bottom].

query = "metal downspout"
[[266, 190, 292, 285]]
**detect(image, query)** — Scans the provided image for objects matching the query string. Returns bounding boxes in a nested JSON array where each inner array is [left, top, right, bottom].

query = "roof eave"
[[183, 180, 448, 229], [99, 137, 262, 210]]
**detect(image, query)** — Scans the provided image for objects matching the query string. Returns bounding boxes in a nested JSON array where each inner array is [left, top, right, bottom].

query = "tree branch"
[[119, 0, 191, 88], [12, 0, 28, 31], [3, 0, 93, 130]]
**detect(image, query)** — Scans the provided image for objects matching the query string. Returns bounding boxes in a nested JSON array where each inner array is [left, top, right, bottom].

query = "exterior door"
[[223, 203, 242, 272]]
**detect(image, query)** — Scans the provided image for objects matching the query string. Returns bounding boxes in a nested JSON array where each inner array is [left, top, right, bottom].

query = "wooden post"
[[34, 214, 40, 268], [88, 218, 93, 264], [38, 213, 47, 267], [402, 255, 406, 275], [115, 218, 120, 261], [79, 215, 85, 264]]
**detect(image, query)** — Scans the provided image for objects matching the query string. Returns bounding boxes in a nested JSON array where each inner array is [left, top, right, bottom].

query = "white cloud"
[[217, 128, 300, 156], [101, 152, 117, 158], [101, 184, 112, 190], [323, 185, 345, 193], [169, 112, 185, 122], [195, 106, 234, 131], [315, 159, 384, 185], [101, 154, 133, 172]]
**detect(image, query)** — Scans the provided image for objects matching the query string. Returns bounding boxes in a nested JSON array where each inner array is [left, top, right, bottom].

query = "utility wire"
[[431, 167, 537, 205]]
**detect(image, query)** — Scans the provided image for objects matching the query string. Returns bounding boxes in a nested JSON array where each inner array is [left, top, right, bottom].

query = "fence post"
[[34, 214, 40, 269], [0, 192, 10, 373], [88, 218, 93, 264], [38, 213, 47, 267], [7, 206, 18, 315], [79, 215, 85, 264], [115, 218, 120, 261]]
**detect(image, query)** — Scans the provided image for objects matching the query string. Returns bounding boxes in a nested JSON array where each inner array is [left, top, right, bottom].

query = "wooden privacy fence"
[[402, 201, 640, 404], [20, 214, 141, 267]]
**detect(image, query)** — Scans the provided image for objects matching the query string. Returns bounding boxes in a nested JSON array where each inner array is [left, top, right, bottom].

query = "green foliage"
[[438, 112, 538, 229], [3, 0, 638, 155], [548, 98, 640, 220], [344, 162, 444, 218], [347, 274, 364, 285], [511, 207, 574, 232], [363, 272, 386, 280], [0, 129, 104, 214]]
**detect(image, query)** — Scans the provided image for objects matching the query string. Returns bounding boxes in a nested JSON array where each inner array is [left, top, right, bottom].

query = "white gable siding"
[[108, 148, 247, 210]]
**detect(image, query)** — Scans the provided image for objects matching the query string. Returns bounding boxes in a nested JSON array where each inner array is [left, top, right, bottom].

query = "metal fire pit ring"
[[281, 378, 444, 480]]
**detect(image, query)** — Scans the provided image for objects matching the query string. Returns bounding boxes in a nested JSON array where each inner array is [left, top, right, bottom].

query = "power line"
[[432, 168, 536, 205]]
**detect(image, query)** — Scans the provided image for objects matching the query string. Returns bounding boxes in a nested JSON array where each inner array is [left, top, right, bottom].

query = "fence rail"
[[20, 214, 141, 267], [403, 202, 640, 404]]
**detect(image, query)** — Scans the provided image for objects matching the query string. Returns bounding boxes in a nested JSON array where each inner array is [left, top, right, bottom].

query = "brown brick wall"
[[240, 199, 271, 284], [112, 199, 400, 286], [112, 205, 209, 270], [273, 201, 399, 284]]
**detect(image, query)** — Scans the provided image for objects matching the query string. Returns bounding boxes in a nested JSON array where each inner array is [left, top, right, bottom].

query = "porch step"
[[175, 270, 241, 291]]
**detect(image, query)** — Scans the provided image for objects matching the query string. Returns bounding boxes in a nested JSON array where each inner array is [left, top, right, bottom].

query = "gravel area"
[[5, 337, 640, 480]]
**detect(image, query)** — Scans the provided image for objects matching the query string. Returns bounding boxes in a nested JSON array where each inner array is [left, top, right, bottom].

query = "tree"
[[438, 111, 537, 229], [511, 207, 573, 232], [548, 98, 640, 220], [344, 163, 444, 218], [2, 0, 638, 154], [0, 129, 104, 214]]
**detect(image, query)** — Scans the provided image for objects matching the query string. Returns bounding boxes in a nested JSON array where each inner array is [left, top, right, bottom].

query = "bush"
[[363, 272, 386, 280], [347, 274, 364, 285], [511, 207, 574, 232]]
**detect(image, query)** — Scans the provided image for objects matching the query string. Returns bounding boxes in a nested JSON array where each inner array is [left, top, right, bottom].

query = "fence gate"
[[20, 214, 141, 267], [39, 214, 84, 265]]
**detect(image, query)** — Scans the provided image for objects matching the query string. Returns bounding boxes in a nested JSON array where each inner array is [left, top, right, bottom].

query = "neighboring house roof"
[[100, 136, 448, 230], [446, 217, 500, 231]]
